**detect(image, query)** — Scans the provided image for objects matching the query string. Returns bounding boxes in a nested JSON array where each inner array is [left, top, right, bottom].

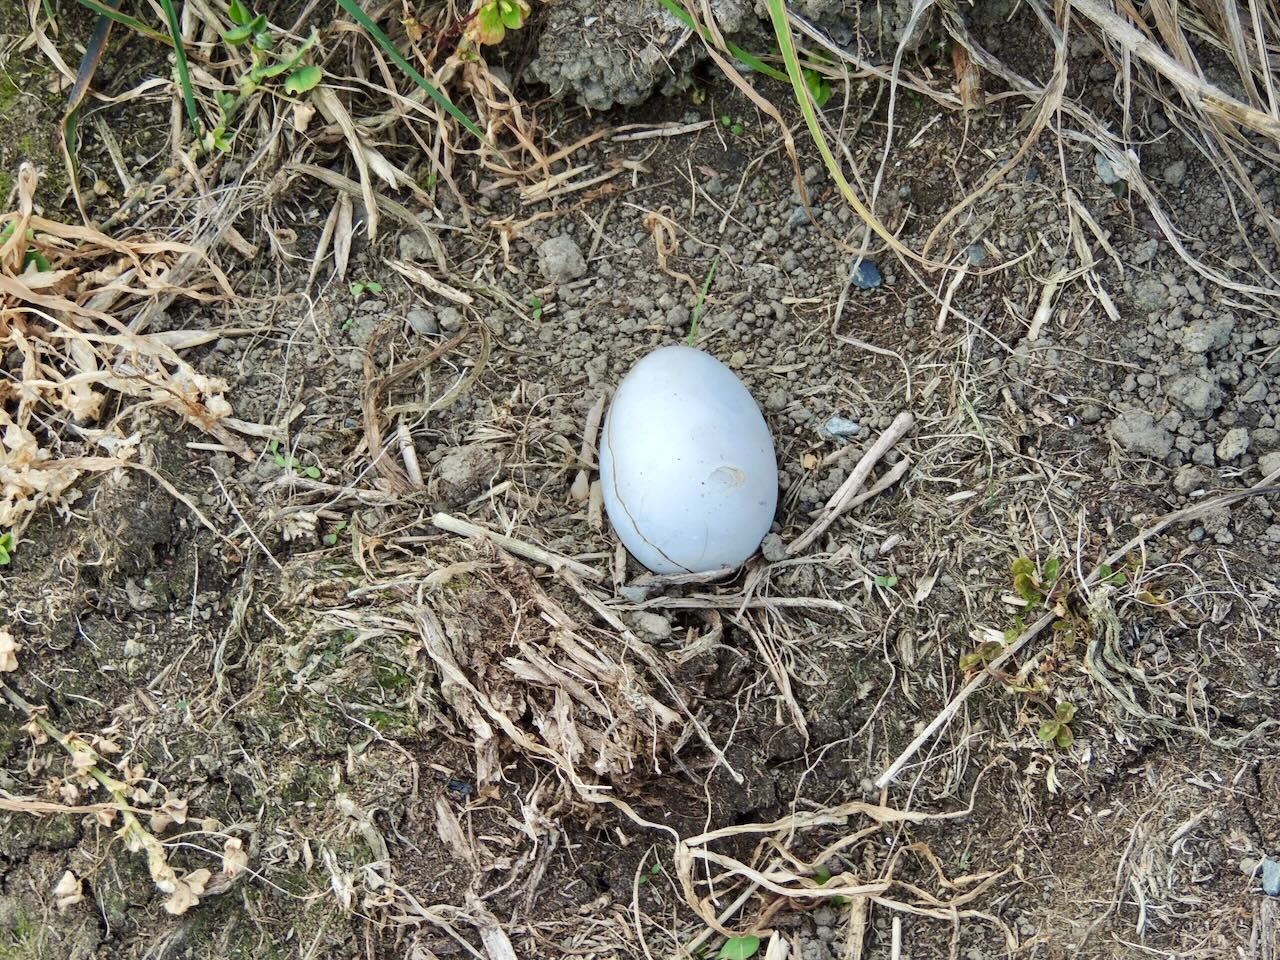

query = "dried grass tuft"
[[1, 163, 242, 541]]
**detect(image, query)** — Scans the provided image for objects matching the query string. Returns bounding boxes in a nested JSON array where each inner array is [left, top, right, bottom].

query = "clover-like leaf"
[[718, 936, 761, 960], [285, 65, 323, 95]]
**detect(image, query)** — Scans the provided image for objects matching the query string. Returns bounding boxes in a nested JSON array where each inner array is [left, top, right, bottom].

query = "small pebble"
[[407, 307, 438, 336], [849, 260, 881, 290], [1263, 858, 1280, 897], [1095, 152, 1123, 185], [820, 416, 860, 441]]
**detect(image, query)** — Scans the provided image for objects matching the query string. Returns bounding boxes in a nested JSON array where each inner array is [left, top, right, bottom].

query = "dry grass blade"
[[2, 164, 244, 541], [1070, 0, 1280, 142]]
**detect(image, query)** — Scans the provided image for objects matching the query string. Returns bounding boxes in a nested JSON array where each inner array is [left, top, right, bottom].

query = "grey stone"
[[438, 307, 464, 333], [1201, 506, 1231, 535], [1163, 159, 1187, 186], [820, 416, 860, 440], [760, 533, 787, 563], [1191, 443, 1217, 466], [1180, 317, 1234, 353], [435, 445, 497, 495], [626, 611, 673, 641], [1166, 374, 1219, 417], [1110, 410, 1174, 458], [1259, 451, 1280, 478], [537, 235, 587, 283], [1216, 427, 1250, 462], [1172, 465, 1209, 495], [406, 307, 438, 336], [1243, 380, 1269, 403], [1263, 858, 1280, 897]]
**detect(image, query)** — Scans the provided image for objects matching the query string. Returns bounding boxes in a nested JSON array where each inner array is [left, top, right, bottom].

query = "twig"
[[788, 412, 914, 555], [431, 512, 604, 581], [570, 395, 606, 502]]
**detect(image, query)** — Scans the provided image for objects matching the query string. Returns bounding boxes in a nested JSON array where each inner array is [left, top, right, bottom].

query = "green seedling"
[[0, 224, 51, 273], [529, 295, 543, 321], [720, 114, 745, 136], [813, 865, 849, 905], [687, 255, 720, 345], [718, 936, 761, 960], [267, 439, 321, 479], [802, 66, 832, 107], [1011, 555, 1062, 607], [1037, 701, 1076, 749], [349, 279, 383, 300], [1098, 562, 1127, 587], [873, 574, 898, 589], [207, 2, 322, 152], [322, 520, 349, 546], [0, 532, 13, 566], [470, 0, 531, 45], [636, 861, 662, 886], [959, 638, 1004, 672]]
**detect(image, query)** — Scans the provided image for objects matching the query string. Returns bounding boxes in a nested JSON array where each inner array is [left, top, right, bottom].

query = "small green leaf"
[[0, 532, 13, 565], [529, 295, 542, 321], [1011, 557, 1036, 579], [814, 866, 831, 885], [721, 115, 731, 126], [498, 0, 527, 29], [874, 574, 898, 589], [364, 281, 383, 293], [1055, 702, 1076, 723], [323, 533, 337, 545], [1042, 557, 1060, 583], [304, 465, 322, 479], [473, 3, 506, 44], [24, 250, 52, 272], [223, 20, 255, 43], [1054, 725, 1074, 748], [803, 67, 832, 107], [228, 0, 253, 25], [718, 936, 761, 960], [1037, 721, 1059, 743], [285, 64, 322, 94], [1012, 572, 1041, 604], [730, 123, 744, 136]]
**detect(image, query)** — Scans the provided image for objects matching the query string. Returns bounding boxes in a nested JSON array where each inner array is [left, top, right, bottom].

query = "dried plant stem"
[[432, 512, 604, 581], [788, 412, 914, 555]]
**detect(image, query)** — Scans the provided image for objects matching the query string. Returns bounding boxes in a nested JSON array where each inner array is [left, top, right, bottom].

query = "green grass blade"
[[333, 0, 484, 141], [764, 0, 926, 265], [656, 0, 786, 82], [70, 0, 173, 45], [687, 254, 719, 345], [61, 1, 119, 217], [156, 0, 201, 140]]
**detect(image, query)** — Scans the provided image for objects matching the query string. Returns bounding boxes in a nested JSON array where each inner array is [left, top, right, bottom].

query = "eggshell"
[[599, 345, 778, 574]]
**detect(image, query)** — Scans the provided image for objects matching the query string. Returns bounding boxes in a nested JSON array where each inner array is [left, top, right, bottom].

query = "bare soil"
[[2, 3, 1279, 960]]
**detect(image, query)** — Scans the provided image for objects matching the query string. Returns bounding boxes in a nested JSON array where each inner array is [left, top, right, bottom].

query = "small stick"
[[890, 917, 902, 960], [396, 422, 423, 487], [806, 457, 911, 520], [788, 412, 914, 555], [432, 512, 604, 582], [571, 395, 606, 502], [935, 266, 968, 332], [587, 479, 603, 530]]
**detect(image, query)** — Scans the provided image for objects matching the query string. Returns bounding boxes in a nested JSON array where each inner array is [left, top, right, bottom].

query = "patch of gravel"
[[528, 0, 927, 109]]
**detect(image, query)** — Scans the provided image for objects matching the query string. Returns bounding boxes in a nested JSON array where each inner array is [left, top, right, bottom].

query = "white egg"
[[599, 345, 778, 574]]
